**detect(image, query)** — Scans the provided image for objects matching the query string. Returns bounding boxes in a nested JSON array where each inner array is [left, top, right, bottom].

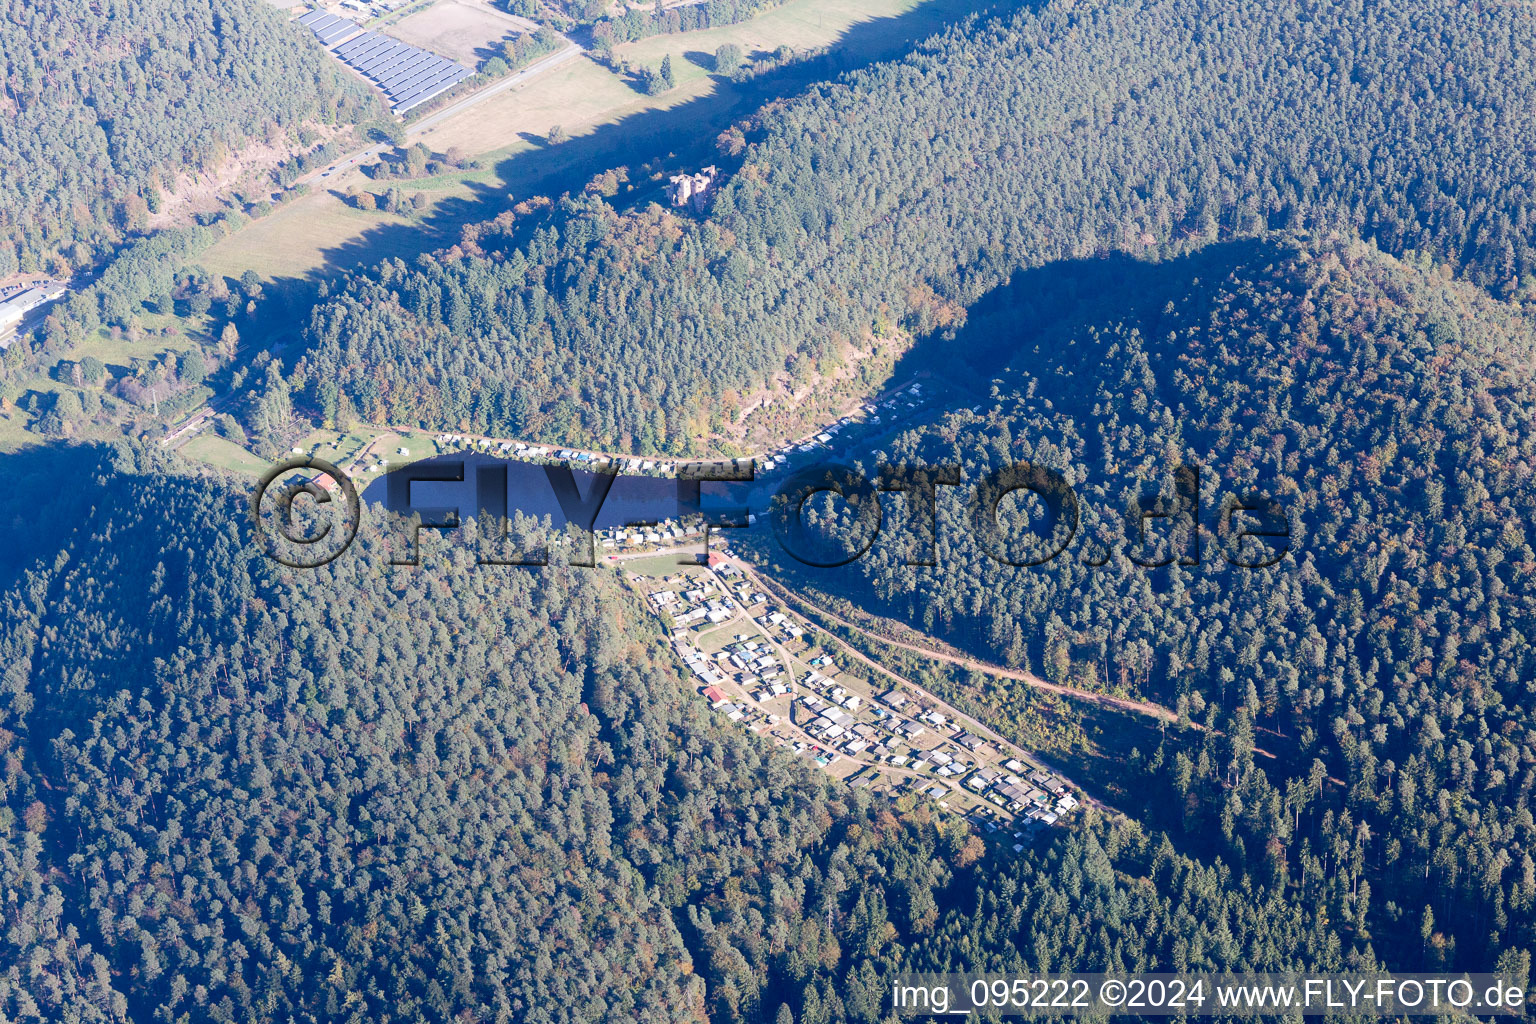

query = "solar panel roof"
[[376, 49, 431, 74], [335, 32, 385, 57], [397, 59, 461, 88], [315, 20, 359, 46], [356, 44, 411, 74], [395, 78, 460, 112], [396, 66, 468, 102], [377, 59, 435, 88], [297, 12, 472, 115], [383, 59, 443, 91], [351, 37, 395, 61], [369, 45, 425, 72]]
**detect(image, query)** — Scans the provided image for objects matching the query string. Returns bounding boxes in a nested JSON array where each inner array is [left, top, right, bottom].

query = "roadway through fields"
[[295, 38, 589, 190]]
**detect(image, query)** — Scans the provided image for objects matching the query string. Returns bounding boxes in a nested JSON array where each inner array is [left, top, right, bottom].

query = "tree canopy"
[[288, 0, 1536, 452], [767, 234, 1536, 976], [0, 0, 377, 278], [0, 446, 1366, 1022]]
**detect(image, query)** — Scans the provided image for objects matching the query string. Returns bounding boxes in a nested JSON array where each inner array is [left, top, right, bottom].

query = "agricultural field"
[[201, 195, 425, 284], [198, 0, 943, 284], [388, 0, 536, 65]]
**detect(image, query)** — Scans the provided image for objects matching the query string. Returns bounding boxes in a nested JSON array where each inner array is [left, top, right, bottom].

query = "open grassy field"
[[297, 424, 446, 467], [84, 314, 212, 366], [199, 0, 944, 284], [620, 0, 913, 82], [694, 621, 747, 652], [202, 196, 425, 284], [625, 553, 708, 577], [424, 55, 662, 157], [0, 312, 213, 452], [0, 409, 42, 453], [295, 427, 377, 466], [424, 0, 932, 153], [182, 434, 270, 475], [424, 0, 930, 155], [176, 423, 455, 484], [390, 0, 531, 65]]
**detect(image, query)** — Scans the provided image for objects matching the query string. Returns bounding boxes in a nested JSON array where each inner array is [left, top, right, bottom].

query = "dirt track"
[[744, 563, 1179, 723]]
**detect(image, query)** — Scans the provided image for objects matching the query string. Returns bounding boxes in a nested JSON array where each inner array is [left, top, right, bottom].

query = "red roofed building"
[[702, 686, 727, 704]]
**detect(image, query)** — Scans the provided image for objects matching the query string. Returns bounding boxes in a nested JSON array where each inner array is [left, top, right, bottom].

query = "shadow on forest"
[[883, 235, 1284, 397], [241, 0, 1015, 350], [0, 442, 122, 594], [730, 234, 1322, 808]]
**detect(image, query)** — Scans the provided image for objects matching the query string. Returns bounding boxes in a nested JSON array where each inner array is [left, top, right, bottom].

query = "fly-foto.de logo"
[[766, 462, 1292, 569], [251, 456, 1294, 571]]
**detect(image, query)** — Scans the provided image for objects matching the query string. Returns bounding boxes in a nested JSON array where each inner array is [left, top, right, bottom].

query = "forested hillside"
[[286, 0, 1536, 452], [0, 447, 1369, 1023], [9, 0, 1536, 1015], [0, 0, 377, 278], [773, 235, 1536, 976]]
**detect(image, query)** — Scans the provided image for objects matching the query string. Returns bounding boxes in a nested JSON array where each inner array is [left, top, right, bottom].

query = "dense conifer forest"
[[6, 0, 1536, 1019], [0, 0, 377, 278], [0, 447, 1367, 1023], [769, 234, 1536, 981], [286, 0, 1536, 452]]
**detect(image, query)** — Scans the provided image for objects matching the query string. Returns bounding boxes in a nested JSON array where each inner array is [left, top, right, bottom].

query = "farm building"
[[0, 280, 67, 339], [297, 12, 474, 113]]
